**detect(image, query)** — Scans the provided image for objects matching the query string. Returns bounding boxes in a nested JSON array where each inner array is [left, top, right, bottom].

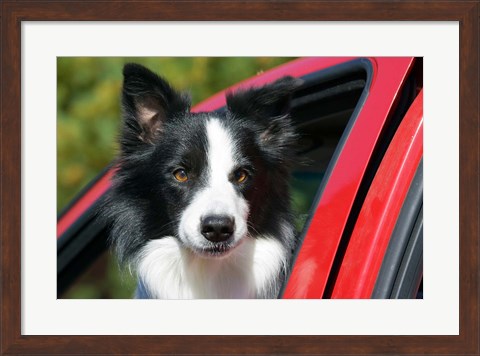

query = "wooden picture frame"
[[1, 1, 478, 354]]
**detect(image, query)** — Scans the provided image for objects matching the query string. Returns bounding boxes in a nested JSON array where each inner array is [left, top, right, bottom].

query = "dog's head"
[[115, 63, 300, 260]]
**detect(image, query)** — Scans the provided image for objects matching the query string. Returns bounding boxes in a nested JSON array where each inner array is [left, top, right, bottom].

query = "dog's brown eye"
[[233, 169, 248, 184], [173, 169, 188, 182]]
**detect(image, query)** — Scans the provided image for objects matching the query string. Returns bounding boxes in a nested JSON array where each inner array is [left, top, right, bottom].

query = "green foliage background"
[[57, 57, 295, 298]]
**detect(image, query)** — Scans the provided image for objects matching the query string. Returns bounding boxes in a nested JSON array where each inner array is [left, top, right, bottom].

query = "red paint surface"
[[283, 57, 415, 299], [330, 90, 423, 299]]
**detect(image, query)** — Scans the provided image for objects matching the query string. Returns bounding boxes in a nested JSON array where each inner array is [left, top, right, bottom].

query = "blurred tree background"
[[57, 57, 297, 298]]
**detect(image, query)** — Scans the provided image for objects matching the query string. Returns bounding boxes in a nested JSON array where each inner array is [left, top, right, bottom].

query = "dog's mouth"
[[198, 242, 233, 258], [192, 239, 244, 259]]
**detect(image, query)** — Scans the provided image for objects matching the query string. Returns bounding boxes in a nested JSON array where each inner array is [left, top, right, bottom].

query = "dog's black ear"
[[121, 63, 190, 150], [226, 76, 301, 121], [227, 76, 302, 161]]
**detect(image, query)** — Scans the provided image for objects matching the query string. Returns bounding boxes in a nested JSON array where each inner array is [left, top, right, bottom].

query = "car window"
[[290, 62, 368, 234]]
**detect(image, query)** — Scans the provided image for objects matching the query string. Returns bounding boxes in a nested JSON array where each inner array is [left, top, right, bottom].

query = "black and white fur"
[[101, 63, 301, 299]]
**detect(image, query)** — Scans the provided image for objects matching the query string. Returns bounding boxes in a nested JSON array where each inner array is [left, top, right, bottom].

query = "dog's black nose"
[[201, 215, 235, 242]]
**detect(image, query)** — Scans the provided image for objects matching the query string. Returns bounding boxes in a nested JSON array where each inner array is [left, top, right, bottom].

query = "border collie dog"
[[102, 63, 301, 299]]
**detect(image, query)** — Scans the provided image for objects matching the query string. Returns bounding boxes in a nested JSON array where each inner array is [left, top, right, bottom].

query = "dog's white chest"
[[136, 236, 286, 299]]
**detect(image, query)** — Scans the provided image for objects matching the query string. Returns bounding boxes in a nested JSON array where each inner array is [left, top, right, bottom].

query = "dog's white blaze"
[[137, 236, 287, 298], [205, 118, 236, 191], [178, 118, 249, 249]]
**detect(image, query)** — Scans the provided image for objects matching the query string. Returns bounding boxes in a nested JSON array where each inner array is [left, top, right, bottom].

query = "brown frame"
[[1, 1, 478, 355]]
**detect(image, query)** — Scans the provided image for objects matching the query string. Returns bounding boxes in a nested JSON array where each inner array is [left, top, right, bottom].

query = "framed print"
[[1, 1, 478, 355]]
